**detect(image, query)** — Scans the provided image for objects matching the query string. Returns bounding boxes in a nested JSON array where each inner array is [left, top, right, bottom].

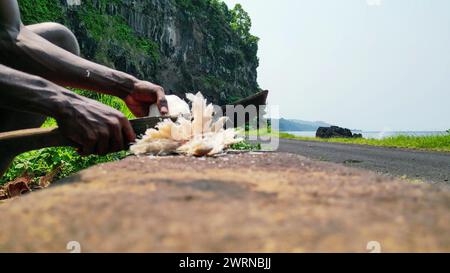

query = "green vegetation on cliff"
[[19, 0, 65, 25], [171, 0, 260, 102], [176, 0, 258, 61], [78, 4, 160, 64]]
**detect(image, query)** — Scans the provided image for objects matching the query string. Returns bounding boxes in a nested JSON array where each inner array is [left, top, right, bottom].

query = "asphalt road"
[[274, 138, 450, 184]]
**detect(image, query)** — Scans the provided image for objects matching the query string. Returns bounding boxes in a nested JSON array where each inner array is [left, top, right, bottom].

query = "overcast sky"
[[222, 0, 450, 131]]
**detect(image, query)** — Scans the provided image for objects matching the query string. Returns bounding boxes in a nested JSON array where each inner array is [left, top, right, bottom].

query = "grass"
[[1, 148, 130, 185], [230, 141, 261, 151], [247, 129, 450, 153]]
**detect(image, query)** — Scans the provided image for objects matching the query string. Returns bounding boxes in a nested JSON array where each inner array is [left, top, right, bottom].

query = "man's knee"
[[27, 22, 80, 56], [44, 23, 80, 56]]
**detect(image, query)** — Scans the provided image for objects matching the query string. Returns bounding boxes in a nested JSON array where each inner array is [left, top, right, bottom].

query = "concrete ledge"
[[0, 152, 449, 252]]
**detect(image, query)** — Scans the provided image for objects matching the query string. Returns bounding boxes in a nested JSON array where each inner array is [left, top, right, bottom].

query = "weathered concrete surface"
[[0, 152, 449, 252]]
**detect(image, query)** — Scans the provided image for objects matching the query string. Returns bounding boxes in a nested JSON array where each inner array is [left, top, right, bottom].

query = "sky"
[[222, 0, 450, 131]]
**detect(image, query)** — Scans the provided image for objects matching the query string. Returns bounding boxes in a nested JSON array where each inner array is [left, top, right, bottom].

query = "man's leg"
[[26, 22, 80, 56], [0, 22, 81, 176]]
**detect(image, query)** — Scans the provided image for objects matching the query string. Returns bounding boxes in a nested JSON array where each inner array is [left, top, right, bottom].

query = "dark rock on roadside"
[[316, 126, 363, 138]]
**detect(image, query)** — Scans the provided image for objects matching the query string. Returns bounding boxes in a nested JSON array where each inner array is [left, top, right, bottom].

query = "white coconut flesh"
[[148, 95, 190, 118], [130, 92, 242, 156]]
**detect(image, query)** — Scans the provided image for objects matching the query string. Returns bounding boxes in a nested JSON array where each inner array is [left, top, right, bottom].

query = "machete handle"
[[0, 127, 74, 177], [0, 127, 75, 157]]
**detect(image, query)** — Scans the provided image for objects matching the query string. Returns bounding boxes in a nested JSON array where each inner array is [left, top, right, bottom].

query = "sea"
[[284, 131, 448, 140]]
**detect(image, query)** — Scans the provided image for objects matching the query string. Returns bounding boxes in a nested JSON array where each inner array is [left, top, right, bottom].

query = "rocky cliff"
[[18, 0, 260, 104]]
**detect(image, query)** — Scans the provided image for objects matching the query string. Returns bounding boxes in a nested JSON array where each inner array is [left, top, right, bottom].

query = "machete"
[[0, 116, 174, 157], [0, 116, 177, 178]]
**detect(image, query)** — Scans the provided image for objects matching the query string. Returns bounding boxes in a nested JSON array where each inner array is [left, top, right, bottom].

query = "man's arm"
[[0, 63, 68, 118], [0, 64, 135, 155], [8, 25, 137, 98], [0, 0, 167, 116]]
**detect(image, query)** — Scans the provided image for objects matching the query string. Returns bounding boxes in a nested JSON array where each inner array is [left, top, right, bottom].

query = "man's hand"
[[124, 81, 169, 117], [57, 97, 136, 156]]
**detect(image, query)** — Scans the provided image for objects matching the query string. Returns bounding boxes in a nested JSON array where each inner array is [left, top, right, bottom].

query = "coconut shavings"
[[130, 92, 242, 156]]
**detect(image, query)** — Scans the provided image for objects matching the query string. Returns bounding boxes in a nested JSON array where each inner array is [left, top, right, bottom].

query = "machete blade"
[[129, 116, 177, 136]]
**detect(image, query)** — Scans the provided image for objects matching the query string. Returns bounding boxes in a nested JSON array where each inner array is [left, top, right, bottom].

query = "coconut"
[[130, 92, 242, 156]]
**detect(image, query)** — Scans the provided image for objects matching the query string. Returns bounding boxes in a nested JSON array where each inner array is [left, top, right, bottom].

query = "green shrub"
[[230, 141, 261, 151], [0, 147, 129, 185]]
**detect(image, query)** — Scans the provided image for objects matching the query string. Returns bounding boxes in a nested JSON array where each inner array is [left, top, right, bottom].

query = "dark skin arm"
[[0, 0, 168, 155], [7, 25, 168, 117]]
